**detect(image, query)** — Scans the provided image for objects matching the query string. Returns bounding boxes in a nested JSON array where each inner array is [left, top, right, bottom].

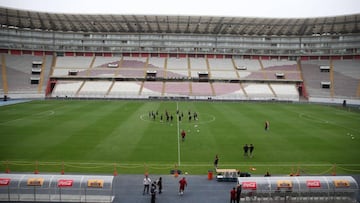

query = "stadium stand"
[[0, 7, 359, 104], [141, 81, 163, 97], [164, 82, 191, 96], [208, 58, 234, 71], [108, 82, 143, 98], [51, 80, 84, 98], [167, 57, 188, 70], [92, 56, 121, 68], [212, 83, 246, 100], [77, 81, 112, 98], [3, 54, 52, 98], [191, 82, 214, 97], [333, 60, 360, 98], [190, 57, 208, 71], [301, 61, 332, 98], [56, 56, 92, 68], [0, 7, 360, 203]]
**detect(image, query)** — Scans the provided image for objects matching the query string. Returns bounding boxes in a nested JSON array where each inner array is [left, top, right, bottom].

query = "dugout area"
[[0, 174, 114, 202], [237, 176, 359, 202]]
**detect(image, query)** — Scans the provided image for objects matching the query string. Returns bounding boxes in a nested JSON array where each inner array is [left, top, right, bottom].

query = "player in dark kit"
[[265, 120, 269, 131], [243, 144, 249, 156], [214, 154, 219, 169], [236, 184, 242, 203], [249, 144, 254, 157]]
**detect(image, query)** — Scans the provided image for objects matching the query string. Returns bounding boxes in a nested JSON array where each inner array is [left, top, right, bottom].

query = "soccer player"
[[214, 154, 219, 169], [265, 120, 269, 131], [249, 144, 254, 157], [243, 144, 249, 156], [181, 129, 186, 142]]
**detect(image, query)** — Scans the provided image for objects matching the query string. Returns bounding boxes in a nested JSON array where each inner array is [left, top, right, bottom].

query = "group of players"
[[243, 144, 255, 158], [148, 109, 199, 122]]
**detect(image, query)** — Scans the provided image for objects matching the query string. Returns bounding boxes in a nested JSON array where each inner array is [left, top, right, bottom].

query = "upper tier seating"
[[208, 58, 234, 71], [92, 56, 120, 68], [167, 58, 188, 70], [233, 59, 261, 71], [190, 58, 207, 71], [56, 56, 92, 68]]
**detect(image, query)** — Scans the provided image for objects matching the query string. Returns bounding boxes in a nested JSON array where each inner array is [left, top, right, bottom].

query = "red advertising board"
[[0, 178, 10, 186], [306, 180, 321, 188], [58, 179, 74, 187], [241, 181, 257, 190]]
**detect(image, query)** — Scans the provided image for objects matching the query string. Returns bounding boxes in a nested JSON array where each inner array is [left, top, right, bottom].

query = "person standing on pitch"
[[181, 129, 186, 142], [178, 177, 187, 195], [214, 154, 219, 169], [249, 144, 254, 158], [265, 120, 270, 131], [243, 144, 249, 156], [143, 175, 152, 195]]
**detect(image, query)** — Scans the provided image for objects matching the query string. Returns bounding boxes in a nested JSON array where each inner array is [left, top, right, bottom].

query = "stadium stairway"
[[1, 54, 9, 95]]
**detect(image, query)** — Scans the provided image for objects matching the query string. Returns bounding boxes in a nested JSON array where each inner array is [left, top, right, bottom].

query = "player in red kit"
[[181, 129, 186, 142], [178, 177, 187, 195]]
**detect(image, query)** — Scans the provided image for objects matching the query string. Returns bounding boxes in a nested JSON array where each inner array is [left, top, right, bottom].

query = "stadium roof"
[[1, 7, 359, 36]]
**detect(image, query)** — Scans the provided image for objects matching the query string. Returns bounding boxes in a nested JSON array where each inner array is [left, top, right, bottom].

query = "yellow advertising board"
[[27, 178, 44, 186], [334, 180, 350, 188], [87, 179, 104, 188], [277, 180, 292, 188]]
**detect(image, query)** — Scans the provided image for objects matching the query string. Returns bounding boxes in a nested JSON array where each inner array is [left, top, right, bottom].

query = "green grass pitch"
[[0, 100, 359, 175]]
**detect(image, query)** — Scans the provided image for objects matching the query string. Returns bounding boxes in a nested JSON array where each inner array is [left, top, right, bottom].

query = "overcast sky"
[[1, 0, 360, 18]]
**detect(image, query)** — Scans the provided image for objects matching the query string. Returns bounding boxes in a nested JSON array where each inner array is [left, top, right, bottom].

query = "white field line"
[[0, 110, 55, 125], [177, 102, 181, 166], [3, 160, 359, 167]]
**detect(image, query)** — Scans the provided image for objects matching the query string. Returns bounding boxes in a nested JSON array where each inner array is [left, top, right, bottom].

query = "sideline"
[[0, 99, 32, 107]]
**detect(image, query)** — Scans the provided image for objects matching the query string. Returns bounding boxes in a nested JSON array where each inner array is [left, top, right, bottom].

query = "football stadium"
[[0, 1, 360, 202]]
